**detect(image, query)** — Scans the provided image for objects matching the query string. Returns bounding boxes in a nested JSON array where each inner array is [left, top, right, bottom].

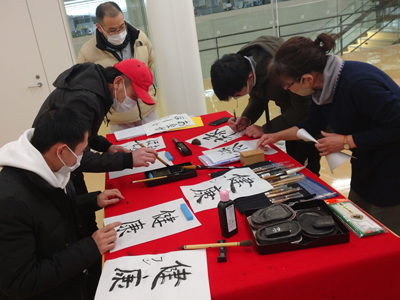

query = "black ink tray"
[[144, 162, 197, 187], [244, 200, 350, 255]]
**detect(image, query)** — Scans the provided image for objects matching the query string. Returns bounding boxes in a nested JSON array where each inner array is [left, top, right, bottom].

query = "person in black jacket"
[[33, 58, 158, 234], [210, 35, 321, 175], [0, 105, 122, 300]]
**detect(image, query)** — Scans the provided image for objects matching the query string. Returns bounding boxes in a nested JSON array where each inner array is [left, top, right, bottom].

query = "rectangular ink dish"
[[144, 162, 197, 187]]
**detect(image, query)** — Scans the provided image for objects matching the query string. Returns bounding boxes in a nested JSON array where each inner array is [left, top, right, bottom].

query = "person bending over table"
[[33, 58, 158, 236], [210, 35, 321, 176], [257, 33, 400, 235]]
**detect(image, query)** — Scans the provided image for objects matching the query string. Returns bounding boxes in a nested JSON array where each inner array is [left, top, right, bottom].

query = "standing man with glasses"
[[77, 1, 158, 132], [210, 35, 322, 176]]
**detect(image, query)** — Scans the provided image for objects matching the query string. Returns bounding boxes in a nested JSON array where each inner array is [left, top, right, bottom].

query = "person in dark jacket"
[[210, 35, 321, 175], [257, 33, 400, 234], [33, 58, 158, 234], [0, 105, 122, 300]]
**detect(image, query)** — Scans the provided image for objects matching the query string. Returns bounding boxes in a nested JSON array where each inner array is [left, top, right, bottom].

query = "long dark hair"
[[268, 33, 337, 86]]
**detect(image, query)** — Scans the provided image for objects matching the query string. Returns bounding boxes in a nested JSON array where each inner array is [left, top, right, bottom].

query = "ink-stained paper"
[[103, 199, 201, 252], [186, 125, 242, 149], [180, 168, 273, 213], [202, 139, 277, 163], [108, 151, 173, 180], [143, 114, 195, 136], [120, 136, 166, 152], [95, 250, 211, 300]]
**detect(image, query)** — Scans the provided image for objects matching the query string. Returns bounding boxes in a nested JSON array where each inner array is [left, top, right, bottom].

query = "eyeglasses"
[[283, 75, 302, 90], [102, 21, 126, 35]]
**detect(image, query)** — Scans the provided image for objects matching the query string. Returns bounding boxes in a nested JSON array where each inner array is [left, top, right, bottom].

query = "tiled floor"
[[86, 44, 400, 227]]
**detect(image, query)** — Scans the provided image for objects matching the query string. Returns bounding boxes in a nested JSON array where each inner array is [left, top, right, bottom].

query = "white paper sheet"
[[114, 126, 146, 142], [95, 250, 210, 300], [202, 139, 277, 163], [108, 151, 173, 180], [143, 114, 195, 136], [104, 198, 201, 252], [120, 137, 166, 152], [186, 125, 242, 149], [180, 168, 273, 213], [297, 128, 351, 172]]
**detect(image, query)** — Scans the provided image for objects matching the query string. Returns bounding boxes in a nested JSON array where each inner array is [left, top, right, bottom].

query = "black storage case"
[[244, 200, 350, 255], [144, 162, 197, 187]]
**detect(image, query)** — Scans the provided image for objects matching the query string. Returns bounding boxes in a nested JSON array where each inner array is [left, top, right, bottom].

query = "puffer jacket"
[[77, 23, 157, 125]]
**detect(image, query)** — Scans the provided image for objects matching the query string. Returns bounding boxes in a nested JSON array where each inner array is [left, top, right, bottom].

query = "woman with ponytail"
[[257, 33, 400, 234]]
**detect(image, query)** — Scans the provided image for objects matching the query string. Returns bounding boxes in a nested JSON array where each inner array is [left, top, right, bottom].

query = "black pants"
[[285, 140, 321, 176]]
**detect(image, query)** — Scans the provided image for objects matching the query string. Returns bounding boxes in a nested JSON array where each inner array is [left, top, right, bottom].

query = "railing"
[[198, 0, 399, 57]]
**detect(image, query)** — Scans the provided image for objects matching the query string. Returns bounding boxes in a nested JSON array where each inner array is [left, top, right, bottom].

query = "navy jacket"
[[299, 61, 400, 206]]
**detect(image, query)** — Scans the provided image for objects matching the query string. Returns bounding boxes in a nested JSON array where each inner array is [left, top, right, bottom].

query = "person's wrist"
[[243, 116, 251, 126]]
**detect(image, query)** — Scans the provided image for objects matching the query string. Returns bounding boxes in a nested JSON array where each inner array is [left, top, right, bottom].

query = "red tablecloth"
[[104, 111, 400, 300]]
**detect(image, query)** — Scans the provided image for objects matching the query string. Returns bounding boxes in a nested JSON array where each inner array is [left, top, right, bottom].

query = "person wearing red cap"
[[33, 58, 158, 237], [77, 1, 158, 132]]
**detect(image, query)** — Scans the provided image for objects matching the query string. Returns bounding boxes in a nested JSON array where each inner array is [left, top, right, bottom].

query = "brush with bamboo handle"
[[131, 176, 168, 183], [181, 239, 253, 250], [134, 139, 169, 167]]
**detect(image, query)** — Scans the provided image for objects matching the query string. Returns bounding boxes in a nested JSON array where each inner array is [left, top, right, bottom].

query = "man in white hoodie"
[[0, 104, 122, 300]]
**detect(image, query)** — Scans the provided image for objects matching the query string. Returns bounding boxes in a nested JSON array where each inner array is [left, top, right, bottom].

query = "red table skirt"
[[104, 111, 400, 300]]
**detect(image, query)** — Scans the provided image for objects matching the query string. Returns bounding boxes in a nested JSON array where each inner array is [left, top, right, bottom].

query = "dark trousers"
[[349, 189, 400, 236], [285, 140, 321, 176]]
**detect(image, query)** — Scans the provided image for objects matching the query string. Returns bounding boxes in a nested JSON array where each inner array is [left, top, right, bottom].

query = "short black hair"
[[210, 54, 252, 101], [31, 104, 90, 154], [96, 1, 122, 25], [101, 67, 131, 86]]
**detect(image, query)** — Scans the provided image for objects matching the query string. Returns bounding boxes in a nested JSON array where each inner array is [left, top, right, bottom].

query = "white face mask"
[[112, 80, 137, 113], [101, 25, 127, 46], [57, 145, 82, 175], [292, 76, 315, 97]]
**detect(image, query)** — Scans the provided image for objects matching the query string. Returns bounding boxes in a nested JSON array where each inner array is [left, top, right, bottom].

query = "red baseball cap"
[[114, 58, 155, 105]]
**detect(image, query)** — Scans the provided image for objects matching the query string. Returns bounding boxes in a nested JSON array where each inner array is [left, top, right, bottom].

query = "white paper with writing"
[[95, 250, 210, 300], [104, 198, 201, 252], [186, 125, 242, 149], [202, 139, 277, 163], [120, 136, 166, 152], [143, 114, 195, 136], [180, 168, 273, 213]]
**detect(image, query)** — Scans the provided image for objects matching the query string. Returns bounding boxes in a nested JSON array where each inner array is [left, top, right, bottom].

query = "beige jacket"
[[77, 28, 157, 125]]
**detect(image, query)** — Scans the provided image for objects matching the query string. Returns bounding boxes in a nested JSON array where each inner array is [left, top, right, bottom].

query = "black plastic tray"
[[244, 200, 350, 255], [144, 162, 197, 187]]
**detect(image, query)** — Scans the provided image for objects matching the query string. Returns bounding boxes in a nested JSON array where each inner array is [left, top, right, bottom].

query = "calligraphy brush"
[[134, 139, 169, 167], [131, 176, 168, 183], [266, 187, 302, 198], [181, 165, 236, 170], [181, 239, 253, 250], [270, 175, 306, 187], [259, 165, 306, 179]]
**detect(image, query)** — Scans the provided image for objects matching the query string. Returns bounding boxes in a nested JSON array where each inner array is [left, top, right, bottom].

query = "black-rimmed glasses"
[[283, 75, 302, 90], [102, 21, 126, 35]]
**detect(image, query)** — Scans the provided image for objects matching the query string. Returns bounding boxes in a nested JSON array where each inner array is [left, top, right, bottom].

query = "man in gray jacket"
[[210, 35, 321, 175]]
